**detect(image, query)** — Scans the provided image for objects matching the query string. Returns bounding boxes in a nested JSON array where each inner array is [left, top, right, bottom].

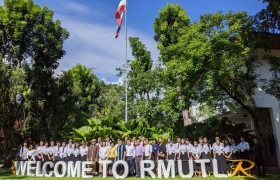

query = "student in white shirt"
[[201, 137, 212, 173], [174, 137, 181, 159], [212, 137, 227, 173], [223, 138, 233, 173], [230, 138, 239, 159], [185, 138, 193, 156], [125, 139, 135, 176], [42, 142, 49, 163], [105, 136, 111, 147], [59, 141, 67, 162], [80, 141, 88, 161], [53, 141, 61, 162], [166, 141, 176, 160], [66, 141, 74, 162], [36, 141, 45, 161], [238, 136, 250, 159], [73, 142, 80, 162], [19, 142, 28, 161], [178, 138, 190, 174], [192, 141, 202, 176], [27, 144, 35, 161], [99, 141, 108, 175], [48, 141, 55, 162], [198, 137, 204, 149]]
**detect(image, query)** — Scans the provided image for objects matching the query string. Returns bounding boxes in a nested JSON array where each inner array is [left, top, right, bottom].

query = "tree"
[[256, 0, 280, 32], [0, 0, 69, 166], [154, 3, 276, 138]]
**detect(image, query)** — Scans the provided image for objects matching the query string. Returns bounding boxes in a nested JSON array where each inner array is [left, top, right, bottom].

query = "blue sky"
[[1, 0, 267, 83]]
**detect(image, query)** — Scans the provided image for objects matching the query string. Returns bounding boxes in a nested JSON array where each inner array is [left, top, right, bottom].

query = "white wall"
[[253, 54, 280, 166]]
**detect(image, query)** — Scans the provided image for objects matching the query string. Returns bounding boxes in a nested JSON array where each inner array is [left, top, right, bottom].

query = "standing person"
[[107, 142, 117, 176], [124, 137, 129, 145], [73, 142, 80, 163], [253, 137, 266, 177], [36, 141, 45, 161], [140, 136, 145, 146], [105, 136, 111, 147], [135, 139, 144, 177], [132, 136, 137, 146], [19, 142, 28, 161], [27, 144, 35, 161], [230, 138, 239, 159], [166, 141, 176, 160], [238, 136, 250, 160], [80, 141, 88, 162], [53, 141, 61, 163], [175, 137, 181, 157], [125, 139, 135, 176], [42, 142, 49, 164], [48, 141, 55, 162], [143, 138, 152, 175], [201, 137, 212, 173], [178, 138, 190, 174], [116, 139, 126, 175], [59, 141, 67, 162], [87, 138, 99, 176], [223, 138, 233, 173], [166, 138, 171, 150], [99, 141, 108, 176], [151, 139, 159, 160], [212, 137, 227, 174], [157, 137, 166, 161], [191, 141, 202, 177], [97, 137, 102, 148], [66, 140, 74, 163]]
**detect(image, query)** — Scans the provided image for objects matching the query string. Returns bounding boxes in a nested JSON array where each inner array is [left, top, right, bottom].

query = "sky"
[[1, 0, 267, 83]]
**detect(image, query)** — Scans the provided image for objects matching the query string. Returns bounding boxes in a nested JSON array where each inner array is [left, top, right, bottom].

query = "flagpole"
[[125, 0, 128, 123]]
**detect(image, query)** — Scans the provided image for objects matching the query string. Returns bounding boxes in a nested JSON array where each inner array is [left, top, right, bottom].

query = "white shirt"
[[143, 144, 152, 157], [179, 144, 188, 155], [106, 141, 111, 147], [230, 143, 239, 153], [59, 146, 67, 158], [167, 145, 176, 155], [80, 146, 88, 157], [212, 143, 224, 155], [53, 146, 60, 156], [186, 143, 193, 152], [73, 148, 80, 157], [125, 144, 135, 157], [223, 145, 232, 154], [42, 147, 50, 155], [37, 146, 45, 154], [174, 143, 181, 154], [27, 150, 36, 161], [191, 146, 201, 155], [48, 146, 55, 155], [19, 147, 28, 160], [202, 143, 211, 154], [99, 147, 108, 160], [66, 146, 74, 156], [238, 141, 250, 152]]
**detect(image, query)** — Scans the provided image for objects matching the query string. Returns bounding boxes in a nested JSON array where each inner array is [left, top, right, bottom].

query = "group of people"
[[18, 135, 266, 177]]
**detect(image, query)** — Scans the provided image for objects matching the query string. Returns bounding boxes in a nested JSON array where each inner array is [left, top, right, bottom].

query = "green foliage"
[[72, 117, 174, 142]]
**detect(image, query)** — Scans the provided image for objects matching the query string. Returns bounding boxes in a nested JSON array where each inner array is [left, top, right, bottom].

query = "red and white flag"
[[115, 0, 127, 38]]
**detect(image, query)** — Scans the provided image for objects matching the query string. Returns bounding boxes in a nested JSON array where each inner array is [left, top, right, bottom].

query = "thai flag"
[[115, 0, 127, 38]]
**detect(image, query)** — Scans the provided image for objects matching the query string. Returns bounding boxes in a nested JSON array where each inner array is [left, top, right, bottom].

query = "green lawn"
[[1, 168, 280, 180]]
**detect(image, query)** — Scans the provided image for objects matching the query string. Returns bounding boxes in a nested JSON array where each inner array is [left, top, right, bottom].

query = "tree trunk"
[[182, 109, 191, 126]]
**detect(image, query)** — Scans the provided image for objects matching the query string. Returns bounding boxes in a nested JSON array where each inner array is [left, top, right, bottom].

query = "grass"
[[0, 168, 280, 180]]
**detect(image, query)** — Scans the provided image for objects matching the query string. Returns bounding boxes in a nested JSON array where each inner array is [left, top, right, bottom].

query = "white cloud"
[[57, 15, 159, 83]]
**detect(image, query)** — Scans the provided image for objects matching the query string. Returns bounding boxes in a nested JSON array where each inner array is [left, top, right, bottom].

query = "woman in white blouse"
[[73, 142, 80, 162], [19, 142, 28, 161], [178, 138, 190, 174], [99, 141, 108, 175], [230, 138, 239, 159], [212, 137, 227, 173], [41, 142, 49, 163], [80, 141, 88, 161], [166, 141, 176, 160], [192, 141, 202, 177], [27, 144, 35, 161], [201, 137, 212, 173], [223, 138, 233, 173]]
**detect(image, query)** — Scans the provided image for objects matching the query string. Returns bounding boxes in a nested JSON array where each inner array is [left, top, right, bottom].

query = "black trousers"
[[126, 156, 134, 175], [255, 156, 266, 176]]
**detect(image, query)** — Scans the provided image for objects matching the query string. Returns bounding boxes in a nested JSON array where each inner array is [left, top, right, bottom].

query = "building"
[[188, 48, 280, 167]]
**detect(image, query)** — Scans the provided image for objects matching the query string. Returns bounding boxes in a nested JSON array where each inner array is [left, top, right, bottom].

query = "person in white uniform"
[[27, 144, 35, 161], [238, 136, 250, 159], [125, 139, 135, 176], [19, 142, 28, 161], [212, 137, 226, 173], [80, 141, 88, 161], [191, 141, 202, 176], [99, 141, 108, 175], [59, 141, 67, 162], [36, 141, 45, 161]]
